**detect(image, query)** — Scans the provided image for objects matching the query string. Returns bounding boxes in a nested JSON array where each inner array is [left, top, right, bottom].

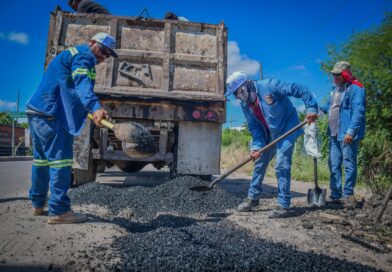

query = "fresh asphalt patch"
[[68, 176, 380, 272]]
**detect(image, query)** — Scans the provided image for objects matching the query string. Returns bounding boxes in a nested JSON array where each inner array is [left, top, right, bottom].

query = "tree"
[[0, 112, 12, 124], [321, 12, 392, 193]]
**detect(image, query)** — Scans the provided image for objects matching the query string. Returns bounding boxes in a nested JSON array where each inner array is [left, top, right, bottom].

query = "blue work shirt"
[[241, 79, 318, 151], [26, 45, 102, 136], [320, 83, 366, 141]]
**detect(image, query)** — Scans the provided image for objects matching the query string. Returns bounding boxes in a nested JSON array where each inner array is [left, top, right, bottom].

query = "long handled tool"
[[88, 113, 156, 158], [374, 182, 392, 225], [307, 157, 326, 207], [190, 120, 308, 192]]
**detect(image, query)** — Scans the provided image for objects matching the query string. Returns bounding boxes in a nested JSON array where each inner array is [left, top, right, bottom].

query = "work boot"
[[236, 198, 259, 212], [327, 196, 343, 205], [343, 195, 358, 210], [33, 207, 45, 216], [268, 206, 290, 219], [48, 211, 88, 224]]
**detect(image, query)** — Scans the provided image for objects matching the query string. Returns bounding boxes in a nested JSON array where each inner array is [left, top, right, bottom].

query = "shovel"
[[307, 157, 326, 207], [88, 113, 156, 158], [190, 120, 307, 192]]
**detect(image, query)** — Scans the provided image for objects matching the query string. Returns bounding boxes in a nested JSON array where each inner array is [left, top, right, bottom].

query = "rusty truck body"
[[44, 10, 227, 185]]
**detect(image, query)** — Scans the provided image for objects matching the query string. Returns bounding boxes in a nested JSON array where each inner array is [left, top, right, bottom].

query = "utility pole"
[[259, 62, 263, 80], [11, 91, 20, 156]]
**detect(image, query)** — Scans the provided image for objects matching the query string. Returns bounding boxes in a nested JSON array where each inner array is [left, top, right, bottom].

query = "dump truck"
[[44, 10, 227, 186]]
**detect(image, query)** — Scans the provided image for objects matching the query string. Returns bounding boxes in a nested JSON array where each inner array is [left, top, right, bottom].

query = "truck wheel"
[[114, 161, 147, 173], [72, 156, 97, 187], [96, 160, 106, 173]]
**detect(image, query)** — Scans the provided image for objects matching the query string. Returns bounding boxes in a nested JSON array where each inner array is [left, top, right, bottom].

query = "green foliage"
[[322, 12, 392, 194], [222, 127, 252, 149], [0, 112, 12, 124]]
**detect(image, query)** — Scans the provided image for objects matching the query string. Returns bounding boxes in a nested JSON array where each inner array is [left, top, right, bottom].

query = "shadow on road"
[[0, 197, 29, 204], [85, 212, 231, 233]]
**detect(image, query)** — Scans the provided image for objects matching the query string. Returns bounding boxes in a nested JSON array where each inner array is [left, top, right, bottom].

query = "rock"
[[355, 213, 369, 220], [302, 221, 314, 229], [352, 230, 365, 237]]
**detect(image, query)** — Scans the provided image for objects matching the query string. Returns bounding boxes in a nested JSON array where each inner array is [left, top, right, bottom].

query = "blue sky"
[[0, 0, 391, 127]]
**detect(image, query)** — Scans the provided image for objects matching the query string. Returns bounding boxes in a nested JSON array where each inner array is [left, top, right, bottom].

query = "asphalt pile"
[[69, 176, 242, 221], [69, 177, 379, 272]]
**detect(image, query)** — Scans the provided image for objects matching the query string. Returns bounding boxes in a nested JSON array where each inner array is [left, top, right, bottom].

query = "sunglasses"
[[97, 43, 111, 58], [332, 73, 342, 77]]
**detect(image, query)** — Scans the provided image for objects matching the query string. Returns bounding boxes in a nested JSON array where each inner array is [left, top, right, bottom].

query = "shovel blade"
[[114, 122, 157, 158], [189, 185, 213, 192], [307, 188, 327, 207]]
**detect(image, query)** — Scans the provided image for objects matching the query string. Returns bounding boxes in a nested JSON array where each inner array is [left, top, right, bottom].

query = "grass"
[[220, 128, 367, 189]]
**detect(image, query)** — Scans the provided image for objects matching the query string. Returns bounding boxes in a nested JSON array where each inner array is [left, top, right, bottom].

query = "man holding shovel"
[[320, 61, 365, 208], [26, 32, 117, 224], [226, 72, 318, 217]]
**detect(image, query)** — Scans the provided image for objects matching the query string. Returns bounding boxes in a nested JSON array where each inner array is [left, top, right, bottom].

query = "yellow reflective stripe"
[[34, 159, 48, 163], [68, 47, 78, 56], [48, 159, 73, 165], [89, 68, 96, 80], [72, 68, 89, 79], [72, 68, 96, 80], [34, 163, 49, 166], [33, 159, 49, 166], [49, 163, 73, 168]]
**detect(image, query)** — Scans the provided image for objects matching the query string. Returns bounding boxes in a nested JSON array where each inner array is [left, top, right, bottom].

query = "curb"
[[0, 156, 33, 162]]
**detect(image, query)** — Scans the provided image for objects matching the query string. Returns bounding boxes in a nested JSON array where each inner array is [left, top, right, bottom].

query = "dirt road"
[[0, 161, 391, 271]]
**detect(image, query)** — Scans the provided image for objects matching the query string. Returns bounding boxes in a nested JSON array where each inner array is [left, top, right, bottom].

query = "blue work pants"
[[28, 115, 74, 215], [248, 142, 295, 209], [328, 136, 359, 199]]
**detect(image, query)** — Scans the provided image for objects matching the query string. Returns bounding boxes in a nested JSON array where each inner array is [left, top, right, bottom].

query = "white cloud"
[[289, 65, 306, 70], [0, 100, 17, 111], [228, 41, 259, 77], [0, 31, 29, 45]]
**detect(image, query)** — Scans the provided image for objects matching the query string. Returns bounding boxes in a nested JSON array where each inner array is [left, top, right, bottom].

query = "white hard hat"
[[225, 71, 248, 96]]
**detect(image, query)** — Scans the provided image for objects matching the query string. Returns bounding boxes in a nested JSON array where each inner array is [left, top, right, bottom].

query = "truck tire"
[[72, 155, 97, 187], [96, 160, 106, 173], [114, 161, 147, 173]]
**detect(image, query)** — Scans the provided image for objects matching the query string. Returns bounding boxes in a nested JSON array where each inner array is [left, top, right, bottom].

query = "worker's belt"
[[26, 108, 55, 120]]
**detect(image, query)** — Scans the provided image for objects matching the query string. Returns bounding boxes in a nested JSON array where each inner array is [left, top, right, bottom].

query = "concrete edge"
[[0, 156, 33, 162]]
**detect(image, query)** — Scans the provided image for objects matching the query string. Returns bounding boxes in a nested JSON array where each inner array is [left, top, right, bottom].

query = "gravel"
[[69, 176, 242, 221], [69, 176, 380, 272]]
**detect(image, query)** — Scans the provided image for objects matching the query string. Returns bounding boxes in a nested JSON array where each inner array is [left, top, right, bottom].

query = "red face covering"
[[342, 70, 363, 88]]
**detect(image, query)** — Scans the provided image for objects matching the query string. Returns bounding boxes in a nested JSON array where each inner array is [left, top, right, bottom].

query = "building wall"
[[0, 124, 26, 156]]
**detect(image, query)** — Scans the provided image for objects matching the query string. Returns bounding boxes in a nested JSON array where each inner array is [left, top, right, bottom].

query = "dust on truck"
[[44, 10, 227, 185]]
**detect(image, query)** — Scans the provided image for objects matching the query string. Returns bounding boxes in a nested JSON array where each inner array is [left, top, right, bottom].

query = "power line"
[[276, 0, 392, 76]]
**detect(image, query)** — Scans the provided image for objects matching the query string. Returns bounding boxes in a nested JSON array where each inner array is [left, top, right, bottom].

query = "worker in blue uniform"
[[226, 72, 318, 218], [26, 32, 118, 224]]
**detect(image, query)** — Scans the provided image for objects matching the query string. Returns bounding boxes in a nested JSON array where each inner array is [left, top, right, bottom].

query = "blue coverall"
[[26, 44, 102, 215], [241, 79, 318, 208], [320, 83, 366, 199]]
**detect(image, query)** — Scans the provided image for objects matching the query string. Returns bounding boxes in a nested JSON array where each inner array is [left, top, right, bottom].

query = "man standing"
[[226, 72, 318, 217], [68, 0, 110, 14], [26, 33, 118, 224], [321, 61, 365, 207]]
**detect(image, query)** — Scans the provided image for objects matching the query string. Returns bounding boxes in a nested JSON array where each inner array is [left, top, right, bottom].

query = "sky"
[[0, 0, 391, 127]]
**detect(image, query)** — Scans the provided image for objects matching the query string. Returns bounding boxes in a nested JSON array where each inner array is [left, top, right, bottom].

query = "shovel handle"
[[210, 120, 308, 188], [87, 113, 114, 130]]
